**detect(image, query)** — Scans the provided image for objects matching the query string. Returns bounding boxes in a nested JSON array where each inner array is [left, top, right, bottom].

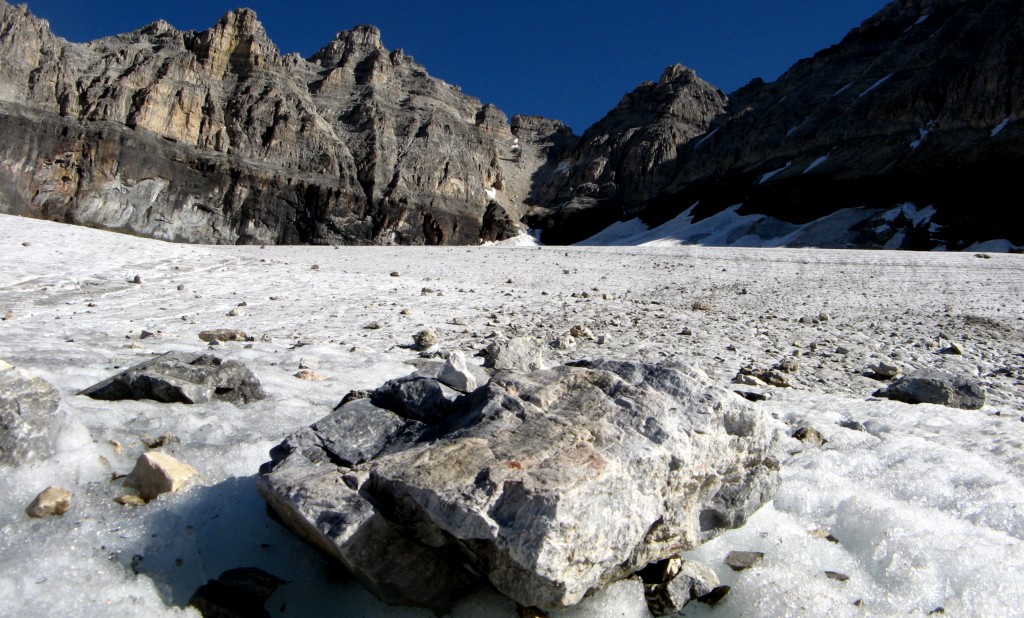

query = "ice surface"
[[1, 214, 1022, 617]]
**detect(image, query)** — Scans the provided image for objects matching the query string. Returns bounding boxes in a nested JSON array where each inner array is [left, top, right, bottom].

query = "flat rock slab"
[[79, 352, 266, 404], [0, 360, 62, 466], [259, 359, 778, 611], [874, 369, 986, 410]]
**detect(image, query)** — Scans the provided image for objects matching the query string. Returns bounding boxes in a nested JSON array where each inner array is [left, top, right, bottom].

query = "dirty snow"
[[1, 214, 1022, 617]]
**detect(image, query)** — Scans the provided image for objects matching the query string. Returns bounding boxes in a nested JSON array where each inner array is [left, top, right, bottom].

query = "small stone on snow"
[[124, 452, 198, 502], [26, 486, 72, 518], [724, 550, 765, 571]]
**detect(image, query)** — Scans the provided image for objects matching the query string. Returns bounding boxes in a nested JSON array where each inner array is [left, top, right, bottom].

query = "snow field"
[[0, 214, 1021, 616]]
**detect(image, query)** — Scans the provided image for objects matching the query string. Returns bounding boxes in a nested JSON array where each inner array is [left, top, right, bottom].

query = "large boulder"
[[79, 352, 266, 404], [0, 359, 62, 465], [258, 359, 778, 611], [874, 369, 987, 410]]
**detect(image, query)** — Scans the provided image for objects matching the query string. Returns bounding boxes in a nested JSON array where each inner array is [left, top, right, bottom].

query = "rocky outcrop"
[[650, 0, 1024, 250], [0, 2, 541, 244], [2, 0, 1018, 248], [527, 65, 727, 244], [258, 360, 778, 611], [534, 0, 1024, 249], [0, 359, 62, 466]]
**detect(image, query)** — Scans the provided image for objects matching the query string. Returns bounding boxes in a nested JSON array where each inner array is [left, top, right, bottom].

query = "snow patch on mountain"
[[759, 161, 793, 184], [991, 117, 1011, 137], [804, 155, 829, 173], [859, 73, 893, 97], [579, 204, 882, 249]]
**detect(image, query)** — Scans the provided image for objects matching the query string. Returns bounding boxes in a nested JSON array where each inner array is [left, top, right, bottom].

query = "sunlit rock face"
[[259, 359, 778, 611], [1, 0, 1021, 250], [0, 2, 548, 245]]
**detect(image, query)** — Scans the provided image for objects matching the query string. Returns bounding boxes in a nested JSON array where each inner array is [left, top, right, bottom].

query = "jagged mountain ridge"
[[0, 2, 560, 244], [533, 0, 1023, 249], [524, 65, 728, 243], [0, 0, 1020, 248]]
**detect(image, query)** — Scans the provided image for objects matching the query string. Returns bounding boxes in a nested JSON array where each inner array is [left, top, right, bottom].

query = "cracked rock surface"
[[259, 359, 778, 611]]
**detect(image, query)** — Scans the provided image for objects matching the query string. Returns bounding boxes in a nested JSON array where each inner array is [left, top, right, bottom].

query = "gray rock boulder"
[[0, 359, 61, 466], [259, 359, 777, 611], [482, 336, 545, 372], [874, 369, 987, 410], [369, 375, 458, 424], [79, 352, 266, 404], [263, 398, 424, 471]]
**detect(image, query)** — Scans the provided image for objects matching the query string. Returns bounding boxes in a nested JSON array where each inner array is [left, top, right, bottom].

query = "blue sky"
[[22, 1, 891, 132]]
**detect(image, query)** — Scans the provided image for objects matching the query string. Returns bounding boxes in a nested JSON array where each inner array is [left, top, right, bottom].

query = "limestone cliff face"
[[0, 3, 536, 244], [1, 0, 1020, 248]]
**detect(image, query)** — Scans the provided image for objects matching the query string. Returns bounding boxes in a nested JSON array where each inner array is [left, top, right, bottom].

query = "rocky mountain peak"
[[589, 65, 725, 139], [525, 64, 727, 243], [139, 19, 177, 37], [660, 63, 697, 84], [0, 0, 1018, 250], [186, 7, 278, 77], [0, 0, 545, 245], [309, 24, 384, 68]]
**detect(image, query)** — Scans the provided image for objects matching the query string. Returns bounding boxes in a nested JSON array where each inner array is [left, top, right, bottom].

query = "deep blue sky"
[[22, 1, 891, 133]]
